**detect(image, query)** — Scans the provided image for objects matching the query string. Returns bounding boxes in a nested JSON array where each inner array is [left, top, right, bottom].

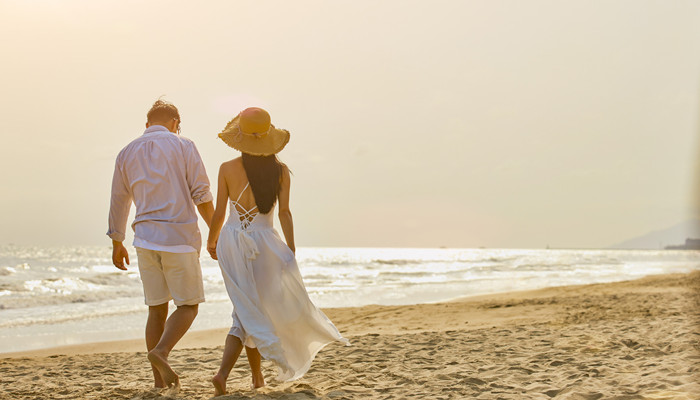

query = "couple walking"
[[107, 100, 347, 395]]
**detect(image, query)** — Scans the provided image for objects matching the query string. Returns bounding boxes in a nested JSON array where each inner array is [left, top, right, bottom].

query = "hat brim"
[[218, 115, 290, 156]]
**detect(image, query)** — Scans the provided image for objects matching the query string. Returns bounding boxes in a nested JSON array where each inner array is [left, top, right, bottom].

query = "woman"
[[207, 107, 348, 396]]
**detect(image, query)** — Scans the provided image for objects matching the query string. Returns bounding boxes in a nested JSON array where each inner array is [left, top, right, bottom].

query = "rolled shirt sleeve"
[[107, 156, 132, 242], [185, 142, 213, 205]]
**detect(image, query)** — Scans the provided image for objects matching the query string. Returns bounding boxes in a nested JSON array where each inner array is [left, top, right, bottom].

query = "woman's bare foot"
[[152, 366, 166, 389], [147, 350, 180, 390], [252, 371, 265, 389], [212, 373, 227, 397]]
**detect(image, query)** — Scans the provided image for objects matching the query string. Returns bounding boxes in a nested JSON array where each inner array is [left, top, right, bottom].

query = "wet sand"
[[1, 271, 698, 399]]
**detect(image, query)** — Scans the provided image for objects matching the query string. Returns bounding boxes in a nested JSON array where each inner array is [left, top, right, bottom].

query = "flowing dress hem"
[[275, 336, 351, 382]]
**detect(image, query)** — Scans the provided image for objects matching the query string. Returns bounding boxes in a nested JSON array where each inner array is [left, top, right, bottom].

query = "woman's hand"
[[207, 240, 218, 260]]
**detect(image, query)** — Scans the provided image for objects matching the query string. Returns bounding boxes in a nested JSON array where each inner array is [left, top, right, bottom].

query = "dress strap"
[[234, 182, 250, 203]]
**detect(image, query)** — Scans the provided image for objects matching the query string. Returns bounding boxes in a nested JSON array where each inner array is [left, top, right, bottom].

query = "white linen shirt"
[[107, 125, 213, 253]]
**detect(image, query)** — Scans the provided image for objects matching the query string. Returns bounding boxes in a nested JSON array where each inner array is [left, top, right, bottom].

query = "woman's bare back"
[[210, 155, 293, 254], [220, 157, 258, 216]]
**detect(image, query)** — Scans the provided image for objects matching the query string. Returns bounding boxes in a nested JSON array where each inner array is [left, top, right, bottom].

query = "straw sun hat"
[[218, 107, 290, 156]]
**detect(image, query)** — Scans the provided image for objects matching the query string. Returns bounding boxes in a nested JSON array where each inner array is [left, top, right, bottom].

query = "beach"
[[1, 271, 698, 399]]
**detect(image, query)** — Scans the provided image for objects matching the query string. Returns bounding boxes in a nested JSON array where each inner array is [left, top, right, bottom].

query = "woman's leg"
[[212, 335, 244, 396], [245, 346, 266, 389]]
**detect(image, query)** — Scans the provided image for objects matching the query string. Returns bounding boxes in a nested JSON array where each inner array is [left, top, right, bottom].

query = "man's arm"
[[107, 157, 132, 270], [197, 201, 215, 228], [185, 141, 214, 224]]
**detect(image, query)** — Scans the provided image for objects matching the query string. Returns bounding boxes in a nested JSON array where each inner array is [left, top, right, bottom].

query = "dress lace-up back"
[[230, 182, 259, 229]]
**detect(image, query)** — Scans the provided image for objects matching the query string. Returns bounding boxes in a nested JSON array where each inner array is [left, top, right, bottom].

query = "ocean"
[[1, 245, 698, 354]]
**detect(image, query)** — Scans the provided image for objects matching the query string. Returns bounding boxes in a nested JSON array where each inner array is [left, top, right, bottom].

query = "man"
[[107, 99, 214, 389]]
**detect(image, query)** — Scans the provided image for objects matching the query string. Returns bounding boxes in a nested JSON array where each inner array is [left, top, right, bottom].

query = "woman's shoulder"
[[219, 158, 245, 182], [220, 157, 243, 170], [278, 163, 291, 185]]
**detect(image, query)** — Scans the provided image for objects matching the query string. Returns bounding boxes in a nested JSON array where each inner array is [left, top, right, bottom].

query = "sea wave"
[[1, 246, 699, 330], [0, 298, 144, 328]]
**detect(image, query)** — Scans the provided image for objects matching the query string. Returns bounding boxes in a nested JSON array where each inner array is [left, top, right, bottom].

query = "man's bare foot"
[[147, 350, 180, 390], [252, 372, 265, 389], [212, 373, 227, 397]]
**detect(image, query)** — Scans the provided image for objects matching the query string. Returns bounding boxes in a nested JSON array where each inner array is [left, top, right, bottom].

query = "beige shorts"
[[135, 248, 205, 306]]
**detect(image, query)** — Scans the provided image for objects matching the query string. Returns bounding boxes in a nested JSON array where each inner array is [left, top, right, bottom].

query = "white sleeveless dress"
[[216, 182, 349, 382]]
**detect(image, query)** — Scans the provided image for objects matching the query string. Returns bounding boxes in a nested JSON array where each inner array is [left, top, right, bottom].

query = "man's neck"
[[145, 124, 175, 134]]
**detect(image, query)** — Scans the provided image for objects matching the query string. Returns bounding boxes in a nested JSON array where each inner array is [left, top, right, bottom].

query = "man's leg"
[[135, 248, 175, 388], [147, 304, 199, 388], [147, 250, 204, 389], [146, 303, 169, 388]]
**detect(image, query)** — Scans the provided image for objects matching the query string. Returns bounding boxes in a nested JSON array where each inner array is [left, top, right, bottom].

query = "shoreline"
[[0, 274, 660, 359], [2, 271, 698, 399], [2, 246, 698, 356], [2, 271, 697, 359]]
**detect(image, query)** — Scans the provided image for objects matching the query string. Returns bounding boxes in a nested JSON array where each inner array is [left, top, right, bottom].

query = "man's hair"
[[147, 99, 180, 124]]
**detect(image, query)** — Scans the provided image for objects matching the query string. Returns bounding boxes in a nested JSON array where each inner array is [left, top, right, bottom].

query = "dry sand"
[[1, 271, 698, 400]]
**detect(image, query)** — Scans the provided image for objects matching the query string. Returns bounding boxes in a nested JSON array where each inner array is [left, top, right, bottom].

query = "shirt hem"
[[133, 237, 198, 254]]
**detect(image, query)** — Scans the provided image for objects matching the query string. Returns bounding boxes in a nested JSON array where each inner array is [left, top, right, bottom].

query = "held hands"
[[112, 241, 130, 270], [207, 239, 218, 260]]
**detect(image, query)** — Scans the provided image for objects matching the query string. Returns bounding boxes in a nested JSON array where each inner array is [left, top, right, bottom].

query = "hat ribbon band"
[[234, 125, 271, 142]]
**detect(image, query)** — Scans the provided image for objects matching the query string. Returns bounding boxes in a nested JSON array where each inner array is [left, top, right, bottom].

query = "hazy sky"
[[0, 1, 698, 249]]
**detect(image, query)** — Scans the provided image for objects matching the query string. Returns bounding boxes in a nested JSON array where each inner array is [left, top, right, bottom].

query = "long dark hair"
[[241, 153, 287, 214]]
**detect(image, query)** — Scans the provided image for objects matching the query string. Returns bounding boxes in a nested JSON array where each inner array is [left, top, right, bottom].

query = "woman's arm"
[[207, 164, 230, 260], [278, 166, 295, 253]]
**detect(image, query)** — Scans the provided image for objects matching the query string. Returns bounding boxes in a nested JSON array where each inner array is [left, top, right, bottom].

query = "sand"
[[1, 271, 698, 400]]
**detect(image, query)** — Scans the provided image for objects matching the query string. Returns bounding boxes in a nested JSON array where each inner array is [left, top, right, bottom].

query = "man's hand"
[[112, 241, 130, 270], [207, 240, 218, 260]]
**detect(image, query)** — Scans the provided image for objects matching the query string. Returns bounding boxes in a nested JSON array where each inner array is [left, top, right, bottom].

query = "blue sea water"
[[0, 245, 698, 354]]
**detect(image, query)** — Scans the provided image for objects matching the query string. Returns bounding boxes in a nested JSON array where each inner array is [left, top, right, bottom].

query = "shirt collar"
[[143, 125, 174, 135]]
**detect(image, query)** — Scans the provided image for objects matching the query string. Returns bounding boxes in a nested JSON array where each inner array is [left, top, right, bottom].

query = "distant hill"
[[610, 220, 700, 249]]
